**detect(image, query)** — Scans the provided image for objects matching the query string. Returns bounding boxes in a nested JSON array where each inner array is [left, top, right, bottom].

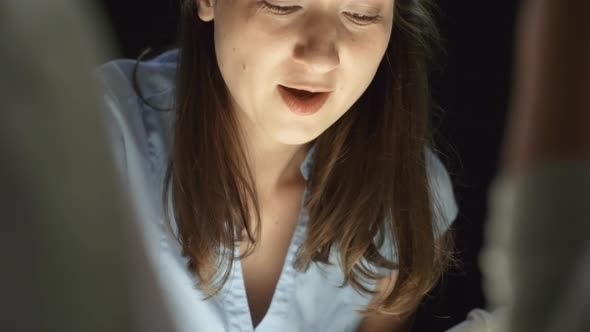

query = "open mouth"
[[277, 85, 331, 115]]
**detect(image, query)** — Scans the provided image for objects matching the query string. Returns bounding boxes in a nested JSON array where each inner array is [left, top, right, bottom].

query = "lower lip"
[[278, 85, 330, 116]]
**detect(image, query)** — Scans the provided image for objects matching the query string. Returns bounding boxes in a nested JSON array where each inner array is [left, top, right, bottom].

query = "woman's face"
[[198, 0, 394, 145]]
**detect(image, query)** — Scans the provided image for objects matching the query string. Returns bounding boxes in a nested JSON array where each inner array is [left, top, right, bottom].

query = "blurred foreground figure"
[[448, 0, 590, 331], [0, 1, 173, 331]]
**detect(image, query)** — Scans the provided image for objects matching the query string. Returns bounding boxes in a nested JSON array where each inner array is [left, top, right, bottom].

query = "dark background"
[[96, 1, 519, 330]]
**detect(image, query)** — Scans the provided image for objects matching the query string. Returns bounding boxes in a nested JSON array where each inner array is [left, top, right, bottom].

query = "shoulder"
[[94, 49, 179, 179], [425, 147, 459, 235], [94, 48, 179, 110]]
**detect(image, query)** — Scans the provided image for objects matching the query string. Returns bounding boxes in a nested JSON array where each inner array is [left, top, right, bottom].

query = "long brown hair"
[[157, 0, 455, 316]]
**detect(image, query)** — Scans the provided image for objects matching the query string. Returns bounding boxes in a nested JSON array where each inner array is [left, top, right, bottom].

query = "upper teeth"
[[287, 86, 314, 94]]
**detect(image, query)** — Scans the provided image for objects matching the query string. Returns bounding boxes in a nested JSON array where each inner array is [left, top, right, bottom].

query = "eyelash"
[[259, 1, 382, 26]]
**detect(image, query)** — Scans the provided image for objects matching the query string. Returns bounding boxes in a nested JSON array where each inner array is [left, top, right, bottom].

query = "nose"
[[292, 15, 340, 74]]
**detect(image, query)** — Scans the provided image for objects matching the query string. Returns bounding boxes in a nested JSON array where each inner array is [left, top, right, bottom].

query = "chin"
[[275, 135, 315, 147], [270, 128, 319, 146]]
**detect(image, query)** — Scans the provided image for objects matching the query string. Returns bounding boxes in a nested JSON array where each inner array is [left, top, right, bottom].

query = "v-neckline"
[[223, 187, 310, 331]]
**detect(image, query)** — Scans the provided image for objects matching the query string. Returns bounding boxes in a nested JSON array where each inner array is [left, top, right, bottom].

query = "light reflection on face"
[[198, 0, 395, 146]]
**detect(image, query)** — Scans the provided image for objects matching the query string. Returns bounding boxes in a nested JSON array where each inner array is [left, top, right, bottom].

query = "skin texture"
[[196, 0, 394, 195]]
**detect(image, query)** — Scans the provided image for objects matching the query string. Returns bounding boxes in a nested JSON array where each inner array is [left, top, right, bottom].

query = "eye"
[[344, 12, 382, 26], [259, 1, 300, 15]]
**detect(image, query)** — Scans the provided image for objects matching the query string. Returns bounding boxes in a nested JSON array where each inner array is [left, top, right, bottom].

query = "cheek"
[[347, 38, 389, 85], [215, 23, 277, 78], [355, 31, 390, 66], [213, 11, 252, 76], [333, 37, 389, 113], [214, 32, 247, 87]]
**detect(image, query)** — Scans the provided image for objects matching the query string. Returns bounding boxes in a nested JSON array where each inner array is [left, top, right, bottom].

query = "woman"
[[96, 0, 458, 331]]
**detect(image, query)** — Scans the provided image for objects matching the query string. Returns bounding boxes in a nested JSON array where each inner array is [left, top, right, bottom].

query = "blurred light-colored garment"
[[445, 308, 507, 332], [0, 1, 174, 331], [447, 161, 590, 332]]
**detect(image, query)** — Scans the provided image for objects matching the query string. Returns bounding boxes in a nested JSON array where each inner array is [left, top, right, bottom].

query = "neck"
[[235, 115, 311, 197], [247, 137, 310, 197]]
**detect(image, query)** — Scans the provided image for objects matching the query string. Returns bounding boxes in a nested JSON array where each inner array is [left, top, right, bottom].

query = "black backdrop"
[[96, 1, 519, 330]]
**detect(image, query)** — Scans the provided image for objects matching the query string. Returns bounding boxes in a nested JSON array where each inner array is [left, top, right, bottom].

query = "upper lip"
[[279, 83, 333, 93]]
